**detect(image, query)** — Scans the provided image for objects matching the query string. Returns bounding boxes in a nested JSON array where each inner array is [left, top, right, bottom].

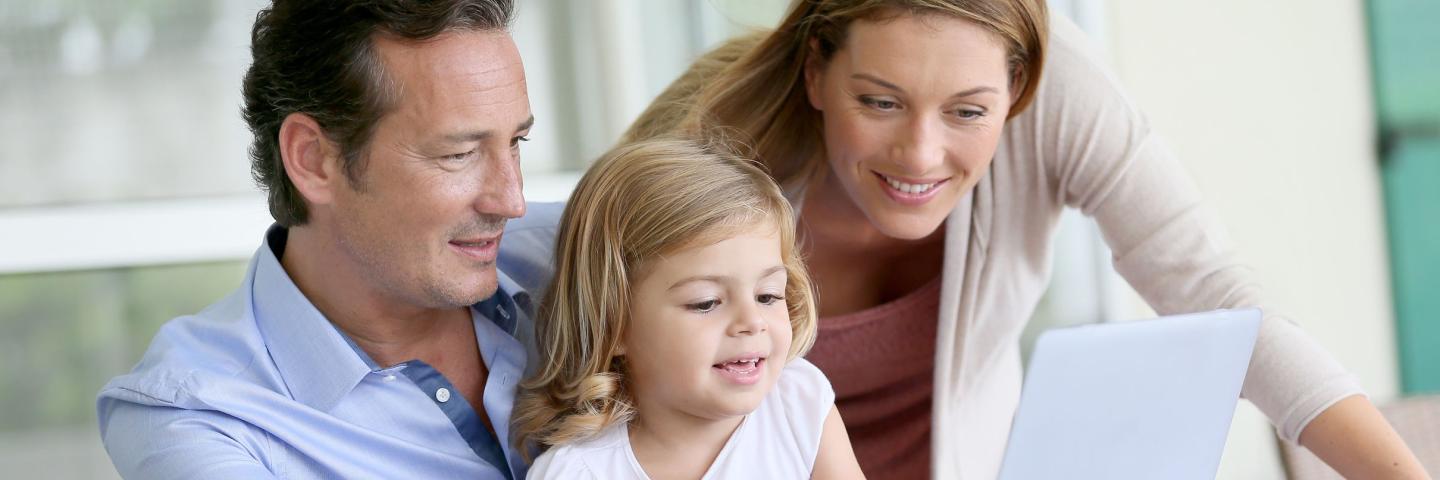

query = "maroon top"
[[805, 276, 942, 480]]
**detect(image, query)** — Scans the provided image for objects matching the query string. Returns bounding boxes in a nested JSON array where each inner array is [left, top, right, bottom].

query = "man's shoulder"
[[98, 286, 275, 409], [507, 201, 564, 234], [94, 283, 292, 478], [499, 201, 563, 295]]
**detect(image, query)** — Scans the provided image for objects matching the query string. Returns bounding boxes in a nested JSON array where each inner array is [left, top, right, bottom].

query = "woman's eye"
[[860, 96, 899, 111], [952, 108, 986, 119], [686, 299, 720, 313], [757, 294, 784, 305]]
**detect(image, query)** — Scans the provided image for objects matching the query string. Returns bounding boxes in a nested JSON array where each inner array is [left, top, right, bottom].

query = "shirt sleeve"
[[774, 358, 837, 469], [98, 394, 279, 479], [525, 446, 605, 480], [1015, 15, 1364, 442]]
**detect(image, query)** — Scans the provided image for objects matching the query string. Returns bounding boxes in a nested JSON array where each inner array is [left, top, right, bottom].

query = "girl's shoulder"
[[770, 357, 836, 411], [720, 358, 836, 475], [527, 423, 644, 480]]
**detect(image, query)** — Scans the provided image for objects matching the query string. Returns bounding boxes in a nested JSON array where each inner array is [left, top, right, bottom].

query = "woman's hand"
[[1299, 394, 1431, 479]]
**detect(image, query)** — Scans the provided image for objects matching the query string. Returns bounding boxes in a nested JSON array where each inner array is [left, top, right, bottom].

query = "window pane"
[[0, 261, 248, 477], [0, 0, 261, 208]]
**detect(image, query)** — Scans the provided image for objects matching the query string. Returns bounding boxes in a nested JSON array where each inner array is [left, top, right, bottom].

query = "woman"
[[622, 0, 1428, 478]]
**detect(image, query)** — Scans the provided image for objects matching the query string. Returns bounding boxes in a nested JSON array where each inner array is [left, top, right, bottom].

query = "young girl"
[[512, 136, 865, 479]]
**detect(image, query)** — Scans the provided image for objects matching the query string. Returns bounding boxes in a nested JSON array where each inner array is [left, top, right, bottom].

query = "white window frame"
[[0, 173, 580, 275]]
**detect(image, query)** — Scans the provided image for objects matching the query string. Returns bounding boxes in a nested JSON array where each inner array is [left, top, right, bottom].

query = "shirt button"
[[382, 374, 396, 382], [435, 387, 452, 403]]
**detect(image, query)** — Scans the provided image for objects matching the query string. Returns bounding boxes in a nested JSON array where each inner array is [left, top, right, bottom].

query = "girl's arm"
[[812, 405, 866, 480], [1298, 395, 1430, 479]]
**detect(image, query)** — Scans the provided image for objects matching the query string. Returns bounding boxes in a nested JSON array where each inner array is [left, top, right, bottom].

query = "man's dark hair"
[[243, 0, 515, 226]]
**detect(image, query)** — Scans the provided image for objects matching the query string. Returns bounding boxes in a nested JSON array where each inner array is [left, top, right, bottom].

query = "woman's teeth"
[[884, 175, 937, 194]]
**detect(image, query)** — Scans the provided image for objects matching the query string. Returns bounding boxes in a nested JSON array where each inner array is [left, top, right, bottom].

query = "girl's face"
[[805, 13, 1013, 240], [620, 224, 794, 424]]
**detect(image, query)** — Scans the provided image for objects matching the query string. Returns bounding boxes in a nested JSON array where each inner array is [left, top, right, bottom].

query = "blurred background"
[[0, 0, 1434, 478]]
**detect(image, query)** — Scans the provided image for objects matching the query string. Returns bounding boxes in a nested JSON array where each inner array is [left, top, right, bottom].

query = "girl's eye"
[[859, 96, 900, 111], [686, 299, 720, 313], [757, 294, 784, 305]]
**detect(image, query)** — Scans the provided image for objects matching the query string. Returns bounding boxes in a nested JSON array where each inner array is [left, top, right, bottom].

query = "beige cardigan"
[[921, 15, 1363, 479]]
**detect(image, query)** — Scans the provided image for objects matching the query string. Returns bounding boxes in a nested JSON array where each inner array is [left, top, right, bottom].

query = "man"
[[96, 1, 543, 477]]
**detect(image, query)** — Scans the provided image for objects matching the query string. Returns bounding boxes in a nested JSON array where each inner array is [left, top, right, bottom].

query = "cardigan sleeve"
[[1014, 15, 1365, 442]]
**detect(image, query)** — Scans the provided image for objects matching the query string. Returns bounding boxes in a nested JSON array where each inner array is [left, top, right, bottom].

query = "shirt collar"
[[249, 225, 531, 412]]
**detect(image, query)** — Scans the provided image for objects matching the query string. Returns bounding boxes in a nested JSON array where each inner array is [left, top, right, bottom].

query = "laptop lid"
[[997, 308, 1262, 480]]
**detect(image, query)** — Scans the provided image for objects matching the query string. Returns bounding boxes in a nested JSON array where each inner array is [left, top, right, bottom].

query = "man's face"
[[328, 30, 532, 310]]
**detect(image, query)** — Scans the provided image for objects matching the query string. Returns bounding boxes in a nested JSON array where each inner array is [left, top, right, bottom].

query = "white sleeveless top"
[[527, 358, 836, 479]]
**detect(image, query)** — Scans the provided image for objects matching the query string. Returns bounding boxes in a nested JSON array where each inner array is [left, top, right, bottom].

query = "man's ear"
[[278, 112, 343, 208], [804, 38, 826, 111]]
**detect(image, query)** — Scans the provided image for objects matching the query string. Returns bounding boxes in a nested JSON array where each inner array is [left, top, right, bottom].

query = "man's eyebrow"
[[441, 115, 535, 143]]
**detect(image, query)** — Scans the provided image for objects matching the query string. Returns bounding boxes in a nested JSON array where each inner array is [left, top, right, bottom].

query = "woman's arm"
[[812, 405, 866, 479], [1299, 395, 1430, 479], [1014, 16, 1428, 477]]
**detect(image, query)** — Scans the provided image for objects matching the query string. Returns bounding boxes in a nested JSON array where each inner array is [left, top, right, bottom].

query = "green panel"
[[1382, 138, 1440, 394], [1367, 0, 1440, 125], [1369, 0, 1440, 394]]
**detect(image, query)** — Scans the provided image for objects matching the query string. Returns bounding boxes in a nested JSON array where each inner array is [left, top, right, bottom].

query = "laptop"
[[997, 308, 1263, 480]]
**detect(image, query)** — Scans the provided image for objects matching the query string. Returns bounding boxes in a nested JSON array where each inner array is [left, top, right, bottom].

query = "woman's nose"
[[891, 114, 946, 174]]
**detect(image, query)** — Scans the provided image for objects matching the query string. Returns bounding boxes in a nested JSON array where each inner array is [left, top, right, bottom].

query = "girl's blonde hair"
[[622, 0, 1048, 189], [511, 135, 818, 453]]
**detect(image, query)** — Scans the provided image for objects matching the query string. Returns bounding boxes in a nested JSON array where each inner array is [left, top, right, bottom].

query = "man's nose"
[[476, 150, 526, 219]]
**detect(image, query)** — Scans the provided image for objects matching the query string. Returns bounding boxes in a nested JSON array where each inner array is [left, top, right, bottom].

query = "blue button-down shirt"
[[96, 211, 563, 479]]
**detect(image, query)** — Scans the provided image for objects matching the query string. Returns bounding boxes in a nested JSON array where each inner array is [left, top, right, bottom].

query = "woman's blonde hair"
[[622, 0, 1048, 189], [511, 135, 818, 453]]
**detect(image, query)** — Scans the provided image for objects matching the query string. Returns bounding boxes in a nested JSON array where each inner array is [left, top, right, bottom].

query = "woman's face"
[[805, 13, 1013, 240]]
